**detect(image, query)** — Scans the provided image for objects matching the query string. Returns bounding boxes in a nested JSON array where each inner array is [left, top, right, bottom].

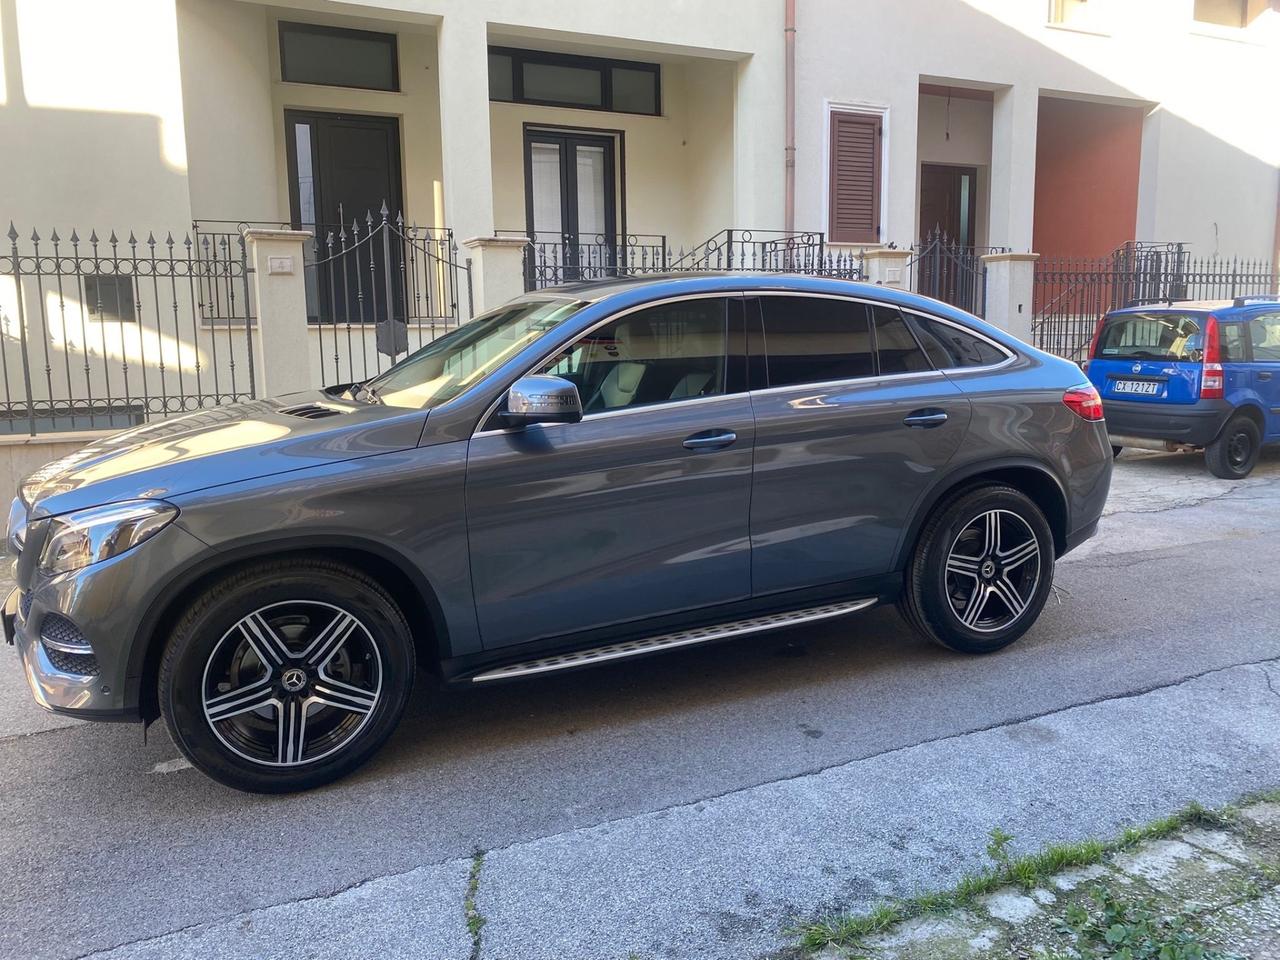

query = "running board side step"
[[469, 597, 878, 683]]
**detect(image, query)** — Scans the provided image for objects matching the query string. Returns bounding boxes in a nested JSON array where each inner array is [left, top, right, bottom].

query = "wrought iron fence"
[[907, 230, 1004, 317], [522, 232, 668, 290], [306, 206, 472, 386], [1, 222, 257, 436], [1033, 242, 1279, 361], [520, 228, 866, 289]]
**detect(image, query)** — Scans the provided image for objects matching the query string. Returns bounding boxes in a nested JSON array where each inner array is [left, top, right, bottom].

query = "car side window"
[[760, 296, 873, 387], [541, 298, 728, 413], [904, 312, 1006, 368], [872, 305, 932, 374], [1249, 314, 1280, 362]]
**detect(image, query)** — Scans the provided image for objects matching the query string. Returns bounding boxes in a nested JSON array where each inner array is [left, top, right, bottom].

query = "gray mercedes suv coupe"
[[5, 275, 1111, 792]]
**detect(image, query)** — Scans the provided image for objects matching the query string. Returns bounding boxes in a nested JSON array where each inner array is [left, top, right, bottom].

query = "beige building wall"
[[795, 0, 1279, 258]]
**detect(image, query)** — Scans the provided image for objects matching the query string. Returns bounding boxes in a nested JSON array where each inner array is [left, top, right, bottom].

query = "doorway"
[[524, 129, 618, 282], [285, 110, 404, 323], [919, 163, 978, 246]]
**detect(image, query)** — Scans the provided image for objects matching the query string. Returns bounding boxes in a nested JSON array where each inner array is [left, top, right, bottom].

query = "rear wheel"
[[1205, 414, 1260, 479], [900, 485, 1055, 654], [159, 559, 415, 793]]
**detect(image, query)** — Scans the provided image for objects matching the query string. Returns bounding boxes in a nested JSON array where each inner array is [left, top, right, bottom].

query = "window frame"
[[900, 306, 1015, 373], [278, 21, 401, 93], [823, 101, 888, 246], [488, 46, 661, 117]]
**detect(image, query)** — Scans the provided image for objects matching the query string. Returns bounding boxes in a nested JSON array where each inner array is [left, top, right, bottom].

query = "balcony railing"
[[518, 228, 866, 290]]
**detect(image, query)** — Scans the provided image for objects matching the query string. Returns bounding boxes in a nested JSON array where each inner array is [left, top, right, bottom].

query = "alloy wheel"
[[944, 509, 1041, 633], [201, 600, 383, 767]]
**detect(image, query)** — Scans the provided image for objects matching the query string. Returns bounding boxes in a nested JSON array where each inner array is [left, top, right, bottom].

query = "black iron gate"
[[907, 230, 1001, 317]]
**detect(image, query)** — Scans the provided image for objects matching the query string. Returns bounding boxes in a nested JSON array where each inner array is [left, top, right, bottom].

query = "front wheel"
[[159, 559, 416, 793], [1205, 414, 1260, 480], [900, 485, 1055, 654]]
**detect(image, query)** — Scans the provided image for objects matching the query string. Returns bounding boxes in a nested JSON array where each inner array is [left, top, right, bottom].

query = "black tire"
[[1205, 414, 1260, 480], [899, 484, 1055, 654], [159, 558, 415, 793], [1111, 445, 1123, 459]]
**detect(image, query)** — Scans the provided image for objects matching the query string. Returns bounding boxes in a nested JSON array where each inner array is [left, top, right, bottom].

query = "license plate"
[[1113, 379, 1161, 396]]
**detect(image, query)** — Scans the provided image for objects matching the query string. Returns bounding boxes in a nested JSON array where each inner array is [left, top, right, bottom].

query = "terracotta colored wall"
[[1032, 98, 1144, 259]]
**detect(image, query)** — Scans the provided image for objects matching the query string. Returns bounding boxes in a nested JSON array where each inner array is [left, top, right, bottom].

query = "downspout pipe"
[[784, 0, 796, 234]]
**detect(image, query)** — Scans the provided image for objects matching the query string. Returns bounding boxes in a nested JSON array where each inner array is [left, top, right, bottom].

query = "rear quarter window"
[[904, 312, 1006, 368]]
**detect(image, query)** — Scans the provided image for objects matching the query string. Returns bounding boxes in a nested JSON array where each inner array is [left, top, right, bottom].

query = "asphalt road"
[[3, 448, 1280, 960]]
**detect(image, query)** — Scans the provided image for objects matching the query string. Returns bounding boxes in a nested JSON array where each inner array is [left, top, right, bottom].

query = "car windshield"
[[1096, 312, 1203, 362], [356, 298, 587, 408]]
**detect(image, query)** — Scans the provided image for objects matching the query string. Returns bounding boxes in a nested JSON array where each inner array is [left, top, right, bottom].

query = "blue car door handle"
[[903, 409, 949, 428], [1258, 372, 1273, 381], [683, 429, 738, 450]]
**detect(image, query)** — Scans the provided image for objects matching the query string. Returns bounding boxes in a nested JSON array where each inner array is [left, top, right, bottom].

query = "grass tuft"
[[794, 799, 1250, 953]]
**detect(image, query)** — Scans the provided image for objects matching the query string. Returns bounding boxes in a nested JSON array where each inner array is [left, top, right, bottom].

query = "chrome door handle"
[[903, 409, 949, 428], [1259, 372, 1273, 381], [683, 429, 737, 450]]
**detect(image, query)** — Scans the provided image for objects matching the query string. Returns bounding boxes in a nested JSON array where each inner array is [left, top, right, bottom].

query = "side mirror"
[[500, 375, 583, 428]]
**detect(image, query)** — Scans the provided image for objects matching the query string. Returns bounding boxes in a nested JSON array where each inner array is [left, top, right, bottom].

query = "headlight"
[[39, 500, 177, 577]]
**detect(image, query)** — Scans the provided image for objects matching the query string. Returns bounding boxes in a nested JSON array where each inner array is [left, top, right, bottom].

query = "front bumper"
[[7, 519, 210, 720], [1102, 397, 1233, 448]]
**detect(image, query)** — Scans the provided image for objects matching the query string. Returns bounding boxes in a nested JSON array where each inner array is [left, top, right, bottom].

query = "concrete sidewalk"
[[85, 656, 1280, 960]]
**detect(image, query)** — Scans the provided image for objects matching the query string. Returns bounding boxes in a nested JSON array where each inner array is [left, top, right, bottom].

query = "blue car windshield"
[[360, 298, 586, 408]]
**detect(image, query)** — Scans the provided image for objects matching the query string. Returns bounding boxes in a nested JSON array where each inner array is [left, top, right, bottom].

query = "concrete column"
[[863, 249, 913, 289], [438, 14, 496, 244], [981, 252, 1039, 342], [732, 51, 785, 228], [463, 236, 529, 313], [989, 85, 1039, 252], [243, 228, 313, 398]]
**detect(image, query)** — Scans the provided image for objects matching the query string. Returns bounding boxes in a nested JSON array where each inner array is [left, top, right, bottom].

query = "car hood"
[[20, 392, 428, 517]]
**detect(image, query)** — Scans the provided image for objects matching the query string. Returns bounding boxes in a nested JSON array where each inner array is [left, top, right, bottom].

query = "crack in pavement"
[[66, 650, 1280, 960]]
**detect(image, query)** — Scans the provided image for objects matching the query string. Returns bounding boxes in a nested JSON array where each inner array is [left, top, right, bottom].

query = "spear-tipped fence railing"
[[1032, 242, 1279, 362], [906, 229, 1006, 318], [518, 228, 866, 290], [1, 222, 256, 436], [305, 205, 472, 387]]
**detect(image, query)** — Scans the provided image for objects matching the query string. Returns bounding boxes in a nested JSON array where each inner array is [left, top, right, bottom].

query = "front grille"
[[40, 613, 91, 654], [42, 643, 99, 676]]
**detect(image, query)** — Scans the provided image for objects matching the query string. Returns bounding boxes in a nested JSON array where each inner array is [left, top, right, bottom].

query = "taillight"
[[1201, 314, 1224, 399], [1084, 314, 1108, 367], [1063, 384, 1104, 422]]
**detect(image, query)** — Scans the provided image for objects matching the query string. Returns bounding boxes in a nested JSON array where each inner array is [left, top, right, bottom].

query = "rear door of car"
[[1244, 312, 1280, 439], [746, 294, 971, 595], [1087, 311, 1205, 404]]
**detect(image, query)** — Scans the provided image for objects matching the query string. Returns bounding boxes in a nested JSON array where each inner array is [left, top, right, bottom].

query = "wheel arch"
[[127, 535, 451, 723], [893, 458, 1070, 571], [1229, 401, 1266, 436]]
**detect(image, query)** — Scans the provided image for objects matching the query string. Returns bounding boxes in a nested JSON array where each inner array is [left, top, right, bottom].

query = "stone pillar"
[[438, 15, 496, 245], [863, 248, 913, 289], [463, 236, 529, 313], [989, 84, 1039, 253], [981, 252, 1039, 343], [243, 228, 313, 398]]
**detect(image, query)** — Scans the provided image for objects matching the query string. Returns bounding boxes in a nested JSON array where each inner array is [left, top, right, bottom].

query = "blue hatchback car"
[[1084, 296, 1280, 478]]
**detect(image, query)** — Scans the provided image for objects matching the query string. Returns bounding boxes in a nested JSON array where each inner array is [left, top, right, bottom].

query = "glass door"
[[524, 131, 617, 282]]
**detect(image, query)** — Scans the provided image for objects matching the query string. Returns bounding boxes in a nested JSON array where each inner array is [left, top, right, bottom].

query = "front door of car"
[[465, 296, 754, 649], [747, 294, 973, 596]]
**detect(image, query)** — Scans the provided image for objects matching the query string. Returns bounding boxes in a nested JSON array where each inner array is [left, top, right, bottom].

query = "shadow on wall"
[[0, 0, 194, 232]]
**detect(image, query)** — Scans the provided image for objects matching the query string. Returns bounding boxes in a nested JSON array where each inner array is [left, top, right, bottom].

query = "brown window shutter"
[[828, 111, 882, 244]]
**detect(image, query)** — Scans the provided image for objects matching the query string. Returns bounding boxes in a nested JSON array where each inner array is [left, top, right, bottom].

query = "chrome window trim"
[[471, 291, 740, 438], [746, 367, 947, 400]]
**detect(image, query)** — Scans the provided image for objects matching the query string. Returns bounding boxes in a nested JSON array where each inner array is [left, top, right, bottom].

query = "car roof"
[[1108, 297, 1280, 319], [529, 272, 977, 319]]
